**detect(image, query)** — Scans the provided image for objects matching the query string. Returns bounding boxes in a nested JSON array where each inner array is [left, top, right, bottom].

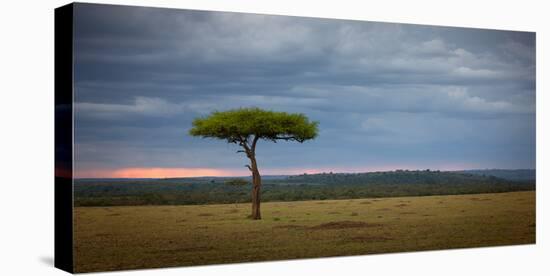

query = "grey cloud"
[[72, 3, 536, 174]]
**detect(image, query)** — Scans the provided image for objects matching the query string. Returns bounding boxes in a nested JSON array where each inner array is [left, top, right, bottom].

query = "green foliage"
[[74, 170, 535, 206], [460, 169, 536, 181], [189, 107, 319, 143], [225, 178, 250, 186]]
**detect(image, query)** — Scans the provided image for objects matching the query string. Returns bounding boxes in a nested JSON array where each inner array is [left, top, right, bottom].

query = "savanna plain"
[[75, 190, 535, 272]]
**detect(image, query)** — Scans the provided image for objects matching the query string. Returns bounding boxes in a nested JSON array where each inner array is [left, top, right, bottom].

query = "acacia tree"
[[189, 107, 318, 220]]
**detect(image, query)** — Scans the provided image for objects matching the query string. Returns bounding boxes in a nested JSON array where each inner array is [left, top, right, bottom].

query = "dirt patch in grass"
[[273, 224, 307, 230], [346, 235, 393, 243], [399, 212, 416, 215], [147, 246, 214, 254], [225, 209, 239, 214], [328, 211, 341, 215], [470, 197, 491, 201], [360, 201, 372, 205], [198, 213, 214, 217], [394, 204, 409, 208], [310, 221, 381, 230]]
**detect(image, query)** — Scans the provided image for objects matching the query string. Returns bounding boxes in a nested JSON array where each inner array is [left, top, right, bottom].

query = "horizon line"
[[74, 167, 535, 180]]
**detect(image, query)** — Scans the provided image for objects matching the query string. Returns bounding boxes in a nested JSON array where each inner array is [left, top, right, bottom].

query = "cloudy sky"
[[73, 3, 535, 178]]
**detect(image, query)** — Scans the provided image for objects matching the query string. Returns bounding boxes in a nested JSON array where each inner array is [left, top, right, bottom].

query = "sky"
[[73, 3, 536, 178]]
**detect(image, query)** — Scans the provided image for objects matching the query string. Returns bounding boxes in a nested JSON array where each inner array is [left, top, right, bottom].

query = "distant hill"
[[459, 169, 535, 181], [75, 169, 535, 206], [275, 169, 518, 185]]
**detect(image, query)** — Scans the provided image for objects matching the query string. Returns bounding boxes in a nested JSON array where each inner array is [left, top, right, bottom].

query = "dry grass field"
[[74, 191, 535, 272]]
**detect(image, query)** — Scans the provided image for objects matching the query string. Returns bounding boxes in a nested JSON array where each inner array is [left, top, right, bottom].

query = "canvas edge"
[[55, 2, 75, 274]]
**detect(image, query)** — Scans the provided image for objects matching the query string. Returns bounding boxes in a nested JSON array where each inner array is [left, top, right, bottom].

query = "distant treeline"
[[459, 169, 535, 181], [74, 170, 535, 206]]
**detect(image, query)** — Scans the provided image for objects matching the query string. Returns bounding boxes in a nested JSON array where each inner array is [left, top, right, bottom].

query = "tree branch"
[[245, 165, 253, 171], [251, 135, 260, 152], [274, 135, 298, 140], [237, 135, 251, 151], [268, 135, 305, 143], [236, 135, 256, 159]]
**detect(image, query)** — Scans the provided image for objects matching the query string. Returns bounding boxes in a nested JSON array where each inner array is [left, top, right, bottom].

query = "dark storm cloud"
[[73, 3, 535, 175]]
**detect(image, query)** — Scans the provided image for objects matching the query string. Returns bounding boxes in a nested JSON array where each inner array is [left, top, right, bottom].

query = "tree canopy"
[[189, 107, 319, 144]]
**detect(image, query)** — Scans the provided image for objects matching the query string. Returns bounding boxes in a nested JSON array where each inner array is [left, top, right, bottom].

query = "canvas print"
[[55, 2, 536, 273]]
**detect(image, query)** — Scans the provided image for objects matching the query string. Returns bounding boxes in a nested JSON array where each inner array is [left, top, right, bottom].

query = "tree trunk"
[[250, 156, 262, 220]]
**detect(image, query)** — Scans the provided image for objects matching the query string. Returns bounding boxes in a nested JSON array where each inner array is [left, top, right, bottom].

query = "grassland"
[[74, 191, 535, 272]]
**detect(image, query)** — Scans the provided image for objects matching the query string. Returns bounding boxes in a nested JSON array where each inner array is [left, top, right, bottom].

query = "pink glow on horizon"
[[75, 163, 479, 178], [75, 167, 249, 178]]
